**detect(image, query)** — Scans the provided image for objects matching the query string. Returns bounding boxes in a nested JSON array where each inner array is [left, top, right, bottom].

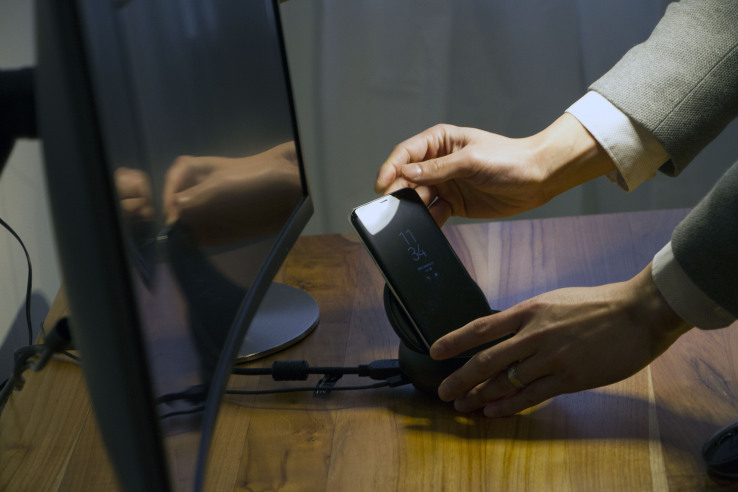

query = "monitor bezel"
[[35, 0, 313, 490]]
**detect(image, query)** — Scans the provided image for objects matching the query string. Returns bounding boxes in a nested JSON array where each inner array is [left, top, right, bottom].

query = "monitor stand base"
[[235, 282, 319, 363]]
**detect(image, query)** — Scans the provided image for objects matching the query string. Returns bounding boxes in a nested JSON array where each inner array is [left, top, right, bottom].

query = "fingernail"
[[401, 164, 422, 180]]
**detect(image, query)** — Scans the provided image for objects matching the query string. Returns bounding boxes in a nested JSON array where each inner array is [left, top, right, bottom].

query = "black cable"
[[0, 216, 33, 345], [232, 359, 404, 381], [151, 359, 409, 415], [228, 359, 411, 397], [0, 215, 36, 409], [0, 217, 82, 414], [0, 345, 43, 409], [0, 319, 73, 412], [225, 380, 403, 396]]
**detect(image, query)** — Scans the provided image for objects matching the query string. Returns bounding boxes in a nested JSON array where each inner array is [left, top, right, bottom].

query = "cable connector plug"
[[271, 360, 310, 381], [358, 359, 403, 381]]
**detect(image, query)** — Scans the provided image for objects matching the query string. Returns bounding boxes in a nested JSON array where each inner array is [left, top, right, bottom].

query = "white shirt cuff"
[[566, 91, 670, 192], [652, 242, 735, 329]]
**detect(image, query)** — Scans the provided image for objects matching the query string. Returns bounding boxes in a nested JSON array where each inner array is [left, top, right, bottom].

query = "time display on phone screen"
[[399, 229, 438, 281]]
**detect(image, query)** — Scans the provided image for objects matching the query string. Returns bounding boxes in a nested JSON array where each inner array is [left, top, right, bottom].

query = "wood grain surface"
[[2, 209, 736, 491]]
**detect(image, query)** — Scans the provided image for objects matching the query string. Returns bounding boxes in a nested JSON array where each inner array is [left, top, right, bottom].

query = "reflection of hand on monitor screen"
[[114, 167, 154, 222], [162, 141, 300, 247]]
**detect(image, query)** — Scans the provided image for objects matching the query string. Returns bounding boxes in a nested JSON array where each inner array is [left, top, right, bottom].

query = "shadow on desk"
[[224, 374, 721, 449], [222, 372, 731, 489]]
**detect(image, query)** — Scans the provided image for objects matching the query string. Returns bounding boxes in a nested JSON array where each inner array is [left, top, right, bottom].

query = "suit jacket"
[[590, 0, 738, 320]]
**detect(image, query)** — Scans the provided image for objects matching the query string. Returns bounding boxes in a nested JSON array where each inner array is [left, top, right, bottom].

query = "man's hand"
[[375, 114, 616, 225], [114, 167, 154, 222], [429, 264, 693, 417], [163, 142, 300, 246]]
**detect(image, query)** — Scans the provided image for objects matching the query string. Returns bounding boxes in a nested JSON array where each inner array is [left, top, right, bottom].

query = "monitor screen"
[[35, 0, 316, 490]]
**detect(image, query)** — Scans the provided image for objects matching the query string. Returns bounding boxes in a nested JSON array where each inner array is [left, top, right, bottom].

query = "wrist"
[[629, 263, 693, 353], [528, 113, 616, 201]]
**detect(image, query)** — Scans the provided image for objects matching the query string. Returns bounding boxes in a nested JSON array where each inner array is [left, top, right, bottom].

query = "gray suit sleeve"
[[671, 159, 738, 320], [591, 1, 738, 322], [590, 0, 738, 175]]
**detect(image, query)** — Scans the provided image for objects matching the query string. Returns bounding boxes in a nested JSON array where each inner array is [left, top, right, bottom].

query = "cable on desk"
[[225, 380, 401, 396], [0, 216, 33, 346], [230, 359, 411, 398], [233, 359, 403, 380], [0, 217, 78, 413], [0, 317, 74, 412], [152, 359, 410, 416]]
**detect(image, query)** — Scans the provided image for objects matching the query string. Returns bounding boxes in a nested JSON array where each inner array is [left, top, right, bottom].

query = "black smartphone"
[[350, 188, 496, 351]]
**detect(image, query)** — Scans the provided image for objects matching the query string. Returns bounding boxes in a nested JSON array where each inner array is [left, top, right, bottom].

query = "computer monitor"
[[35, 0, 317, 490]]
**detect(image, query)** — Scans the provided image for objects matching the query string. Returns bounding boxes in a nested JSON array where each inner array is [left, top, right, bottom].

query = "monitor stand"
[[235, 282, 319, 363], [164, 221, 319, 365]]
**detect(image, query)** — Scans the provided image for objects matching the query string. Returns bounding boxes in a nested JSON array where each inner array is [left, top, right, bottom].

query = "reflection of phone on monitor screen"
[[350, 187, 498, 352]]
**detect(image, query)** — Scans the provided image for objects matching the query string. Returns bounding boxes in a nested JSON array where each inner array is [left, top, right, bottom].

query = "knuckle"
[[427, 158, 448, 175], [471, 349, 494, 368], [523, 296, 547, 314], [390, 142, 407, 157], [430, 123, 452, 133], [468, 318, 490, 338]]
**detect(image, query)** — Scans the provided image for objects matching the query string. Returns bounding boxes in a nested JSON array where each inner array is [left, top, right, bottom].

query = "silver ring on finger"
[[507, 365, 525, 390]]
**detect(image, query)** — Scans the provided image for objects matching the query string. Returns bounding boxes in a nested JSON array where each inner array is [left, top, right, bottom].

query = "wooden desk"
[[2, 209, 737, 491]]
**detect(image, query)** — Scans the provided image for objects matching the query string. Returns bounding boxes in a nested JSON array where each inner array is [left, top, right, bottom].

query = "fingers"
[[482, 377, 560, 418], [450, 368, 519, 412], [375, 124, 469, 194], [430, 308, 521, 360], [450, 354, 553, 414], [398, 153, 473, 186], [114, 167, 154, 221], [378, 153, 471, 196], [434, 329, 531, 404], [163, 156, 195, 222], [375, 160, 400, 194], [436, 340, 530, 403], [375, 135, 424, 194], [119, 197, 153, 221], [162, 155, 214, 224], [430, 305, 550, 409]]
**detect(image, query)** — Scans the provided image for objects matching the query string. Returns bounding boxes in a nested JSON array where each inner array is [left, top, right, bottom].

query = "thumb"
[[400, 153, 470, 185]]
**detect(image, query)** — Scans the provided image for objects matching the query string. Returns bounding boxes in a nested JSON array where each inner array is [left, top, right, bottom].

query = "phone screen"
[[351, 188, 494, 349]]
